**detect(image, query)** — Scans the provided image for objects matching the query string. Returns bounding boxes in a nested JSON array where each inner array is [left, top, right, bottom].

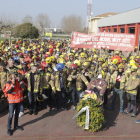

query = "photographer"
[[3, 69, 27, 136]]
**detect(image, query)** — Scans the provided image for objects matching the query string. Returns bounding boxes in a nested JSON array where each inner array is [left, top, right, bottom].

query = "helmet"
[[13, 56, 19, 62], [10, 68, 18, 74], [74, 60, 81, 67], [98, 70, 105, 79], [30, 63, 34, 67], [118, 64, 124, 69], [32, 56, 37, 60], [68, 53, 74, 56], [4, 49, 8, 52], [87, 57, 92, 62], [42, 43, 45, 47], [46, 52, 51, 56], [51, 56, 56, 62], [82, 62, 90, 68], [135, 46, 138, 49], [70, 64, 77, 70], [41, 62, 48, 70], [129, 60, 136, 66], [46, 57, 51, 64], [111, 59, 119, 65], [60, 55, 64, 59], [93, 49, 96, 52], [75, 53, 79, 58], [17, 50, 21, 53], [33, 46, 37, 50], [98, 58, 103, 62], [71, 50, 75, 53], [56, 49, 60, 52], [15, 45, 19, 49], [83, 48, 87, 51], [56, 63, 65, 71], [94, 54, 98, 59], [102, 63, 108, 68], [37, 95, 44, 102], [45, 54, 49, 59], [57, 43, 61, 46], [131, 65, 138, 72], [58, 58, 65, 64], [13, 51, 17, 55], [115, 50, 119, 54], [40, 48, 44, 52], [38, 45, 40, 48], [80, 53, 85, 58], [122, 57, 127, 61], [130, 56, 135, 60]]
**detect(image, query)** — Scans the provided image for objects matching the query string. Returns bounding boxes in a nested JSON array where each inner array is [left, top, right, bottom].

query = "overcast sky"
[[0, 0, 140, 27]]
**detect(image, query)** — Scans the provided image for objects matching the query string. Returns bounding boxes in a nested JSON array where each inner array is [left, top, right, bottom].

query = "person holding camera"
[[3, 69, 27, 136]]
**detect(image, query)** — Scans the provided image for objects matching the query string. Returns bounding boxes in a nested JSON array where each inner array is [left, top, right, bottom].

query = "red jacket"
[[3, 80, 27, 104]]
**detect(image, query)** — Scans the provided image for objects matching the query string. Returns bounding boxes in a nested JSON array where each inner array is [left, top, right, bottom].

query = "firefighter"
[[52, 63, 68, 110], [7, 59, 17, 81], [109, 64, 127, 113], [0, 63, 8, 112], [79, 52, 87, 64], [95, 58, 103, 74], [40, 62, 56, 111], [102, 63, 111, 109], [3, 69, 27, 136], [18, 60, 29, 117], [124, 65, 140, 117], [66, 53, 75, 69], [25, 64, 42, 115], [87, 70, 108, 104], [67, 64, 89, 110]]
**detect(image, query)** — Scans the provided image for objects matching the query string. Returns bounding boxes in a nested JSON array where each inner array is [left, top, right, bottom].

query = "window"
[[113, 28, 117, 32], [103, 29, 105, 32], [120, 28, 125, 33], [129, 27, 135, 34], [108, 29, 111, 32]]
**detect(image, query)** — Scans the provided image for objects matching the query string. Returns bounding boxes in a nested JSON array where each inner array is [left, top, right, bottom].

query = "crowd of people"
[[0, 38, 140, 136]]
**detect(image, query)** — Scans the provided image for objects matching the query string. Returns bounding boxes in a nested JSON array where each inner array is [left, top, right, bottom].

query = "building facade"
[[89, 13, 118, 34], [98, 8, 140, 49]]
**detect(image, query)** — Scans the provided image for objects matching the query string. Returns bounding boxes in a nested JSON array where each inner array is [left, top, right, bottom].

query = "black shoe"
[[14, 126, 24, 131], [62, 107, 67, 111], [34, 111, 38, 115], [124, 111, 130, 114], [29, 111, 33, 115], [7, 129, 12, 136]]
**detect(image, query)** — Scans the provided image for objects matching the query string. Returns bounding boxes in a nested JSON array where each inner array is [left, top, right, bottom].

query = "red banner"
[[71, 31, 135, 51]]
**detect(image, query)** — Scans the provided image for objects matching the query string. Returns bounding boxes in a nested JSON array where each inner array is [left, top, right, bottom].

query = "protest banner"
[[71, 31, 135, 51]]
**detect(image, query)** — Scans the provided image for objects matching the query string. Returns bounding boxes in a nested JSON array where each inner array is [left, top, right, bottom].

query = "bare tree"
[[35, 13, 51, 35], [22, 15, 33, 23], [61, 15, 84, 33], [0, 13, 19, 32]]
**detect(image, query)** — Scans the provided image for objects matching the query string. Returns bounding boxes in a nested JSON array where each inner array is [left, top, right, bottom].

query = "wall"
[[98, 8, 140, 27], [89, 18, 99, 34]]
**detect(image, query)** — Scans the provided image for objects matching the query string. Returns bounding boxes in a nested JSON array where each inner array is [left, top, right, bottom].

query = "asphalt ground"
[[0, 92, 140, 140]]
